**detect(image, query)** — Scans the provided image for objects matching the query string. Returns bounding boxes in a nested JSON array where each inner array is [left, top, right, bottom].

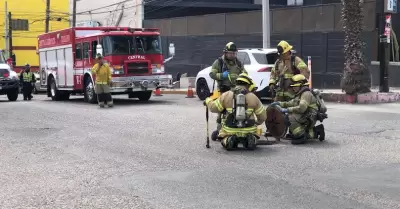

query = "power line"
[[76, 0, 136, 15]]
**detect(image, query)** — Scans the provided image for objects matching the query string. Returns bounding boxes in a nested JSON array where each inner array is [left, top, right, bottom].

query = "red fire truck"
[[37, 27, 174, 103]]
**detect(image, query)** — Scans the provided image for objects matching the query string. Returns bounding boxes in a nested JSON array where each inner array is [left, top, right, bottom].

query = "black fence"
[[162, 31, 376, 89]]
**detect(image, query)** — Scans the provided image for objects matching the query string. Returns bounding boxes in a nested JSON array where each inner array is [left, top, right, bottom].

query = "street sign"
[[384, 14, 392, 43], [385, 0, 397, 13]]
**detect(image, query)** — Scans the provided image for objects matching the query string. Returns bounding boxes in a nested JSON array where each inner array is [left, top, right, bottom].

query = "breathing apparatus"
[[234, 73, 255, 128]]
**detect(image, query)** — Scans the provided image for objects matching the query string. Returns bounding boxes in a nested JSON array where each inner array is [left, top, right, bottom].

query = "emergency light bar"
[[128, 28, 159, 32], [72, 27, 159, 33]]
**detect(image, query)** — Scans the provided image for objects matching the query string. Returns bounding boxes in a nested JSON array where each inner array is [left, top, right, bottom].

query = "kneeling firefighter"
[[204, 73, 267, 150], [91, 53, 113, 108], [270, 74, 327, 145]]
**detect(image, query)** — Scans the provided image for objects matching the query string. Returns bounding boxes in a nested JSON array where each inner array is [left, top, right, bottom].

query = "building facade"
[[72, 0, 264, 27], [143, 1, 379, 89], [0, 0, 69, 72]]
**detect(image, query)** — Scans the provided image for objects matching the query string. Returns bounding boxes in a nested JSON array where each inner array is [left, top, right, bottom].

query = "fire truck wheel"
[[137, 91, 152, 101], [84, 78, 97, 104], [7, 88, 19, 101], [49, 77, 63, 101]]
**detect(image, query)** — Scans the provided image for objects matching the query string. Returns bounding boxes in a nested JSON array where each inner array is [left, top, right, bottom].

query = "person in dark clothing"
[[19, 64, 35, 100]]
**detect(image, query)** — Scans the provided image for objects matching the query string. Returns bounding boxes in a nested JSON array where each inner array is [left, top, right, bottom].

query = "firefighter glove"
[[269, 84, 275, 91], [222, 71, 229, 78], [270, 102, 280, 106]]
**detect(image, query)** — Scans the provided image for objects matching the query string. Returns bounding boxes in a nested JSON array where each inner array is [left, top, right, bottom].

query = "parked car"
[[195, 48, 279, 100], [32, 73, 45, 94], [0, 67, 20, 101]]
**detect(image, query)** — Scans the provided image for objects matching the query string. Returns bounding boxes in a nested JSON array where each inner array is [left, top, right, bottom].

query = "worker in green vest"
[[19, 64, 35, 101]]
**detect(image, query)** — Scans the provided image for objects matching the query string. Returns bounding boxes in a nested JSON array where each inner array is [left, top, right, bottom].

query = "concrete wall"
[[72, 0, 142, 27], [143, 2, 377, 36], [370, 62, 400, 87], [161, 31, 375, 89]]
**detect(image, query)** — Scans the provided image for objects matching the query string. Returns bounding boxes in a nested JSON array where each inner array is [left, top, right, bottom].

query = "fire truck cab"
[[37, 27, 174, 103]]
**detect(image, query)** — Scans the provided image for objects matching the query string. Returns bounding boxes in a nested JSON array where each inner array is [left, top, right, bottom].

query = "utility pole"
[[8, 12, 13, 66], [135, 0, 143, 28], [378, 0, 397, 92], [4, 1, 9, 58], [262, 0, 270, 48], [45, 0, 50, 32], [72, 0, 77, 27]]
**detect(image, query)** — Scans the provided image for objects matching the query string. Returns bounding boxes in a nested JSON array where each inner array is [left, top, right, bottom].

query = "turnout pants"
[[288, 113, 317, 139], [22, 82, 33, 100], [95, 84, 113, 106]]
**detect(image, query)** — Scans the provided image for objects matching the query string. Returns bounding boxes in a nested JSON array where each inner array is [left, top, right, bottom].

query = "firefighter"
[[269, 40, 310, 102], [270, 74, 325, 145], [19, 63, 35, 101], [209, 42, 247, 140], [204, 73, 267, 150], [91, 53, 113, 108]]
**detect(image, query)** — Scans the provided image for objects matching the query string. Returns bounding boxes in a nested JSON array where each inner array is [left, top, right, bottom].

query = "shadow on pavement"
[[213, 144, 280, 157], [41, 97, 175, 106]]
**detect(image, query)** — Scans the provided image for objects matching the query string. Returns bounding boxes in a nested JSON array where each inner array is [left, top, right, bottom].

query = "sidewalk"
[[155, 87, 400, 104]]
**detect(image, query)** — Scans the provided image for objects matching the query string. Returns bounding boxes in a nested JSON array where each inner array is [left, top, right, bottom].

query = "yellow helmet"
[[277, 40, 293, 55], [224, 42, 238, 52], [95, 53, 103, 59], [236, 72, 253, 85], [249, 80, 258, 92], [290, 74, 309, 87]]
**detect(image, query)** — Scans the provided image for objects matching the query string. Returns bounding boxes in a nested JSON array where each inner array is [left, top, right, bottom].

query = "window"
[[252, 52, 279, 64], [102, 35, 163, 55], [92, 41, 98, 58], [75, 43, 82, 60], [11, 19, 29, 31], [103, 36, 133, 56], [0, 50, 6, 64], [83, 42, 90, 59], [237, 52, 251, 65], [135, 35, 162, 54]]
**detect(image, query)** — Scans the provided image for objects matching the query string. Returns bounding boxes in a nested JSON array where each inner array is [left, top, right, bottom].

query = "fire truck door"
[[65, 47, 74, 86], [56, 49, 67, 86]]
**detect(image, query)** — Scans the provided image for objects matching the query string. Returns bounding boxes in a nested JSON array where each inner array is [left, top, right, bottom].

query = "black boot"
[[264, 131, 273, 137], [245, 134, 257, 150], [314, 124, 325, 141], [285, 132, 294, 139], [211, 130, 219, 141], [222, 136, 236, 151], [291, 135, 307, 145]]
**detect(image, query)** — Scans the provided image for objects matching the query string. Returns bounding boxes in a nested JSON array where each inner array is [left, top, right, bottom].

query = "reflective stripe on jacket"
[[205, 86, 267, 130], [22, 72, 33, 82]]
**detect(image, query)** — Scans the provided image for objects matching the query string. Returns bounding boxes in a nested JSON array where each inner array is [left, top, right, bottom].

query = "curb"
[[155, 89, 400, 104], [321, 92, 400, 104]]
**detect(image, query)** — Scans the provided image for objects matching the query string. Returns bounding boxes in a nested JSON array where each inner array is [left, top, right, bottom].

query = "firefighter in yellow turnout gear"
[[204, 73, 267, 150], [269, 40, 310, 102], [209, 42, 247, 140], [270, 74, 325, 145], [91, 53, 113, 108]]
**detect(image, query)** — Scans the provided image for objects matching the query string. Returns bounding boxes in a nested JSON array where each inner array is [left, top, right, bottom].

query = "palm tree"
[[340, 0, 371, 94]]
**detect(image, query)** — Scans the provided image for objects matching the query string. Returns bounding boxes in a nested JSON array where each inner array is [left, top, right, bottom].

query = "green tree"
[[340, 0, 371, 94]]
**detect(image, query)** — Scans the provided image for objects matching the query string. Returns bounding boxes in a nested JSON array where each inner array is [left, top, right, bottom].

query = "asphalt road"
[[0, 94, 400, 209]]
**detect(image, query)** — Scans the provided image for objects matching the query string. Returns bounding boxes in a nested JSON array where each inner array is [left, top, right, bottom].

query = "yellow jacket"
[[91, 63, 112, 84]]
